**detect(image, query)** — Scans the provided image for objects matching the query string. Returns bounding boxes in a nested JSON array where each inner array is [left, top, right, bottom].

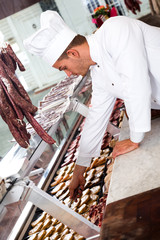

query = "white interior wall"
[[10, 3, 66, 91], [0, 3, 66, 92], [55, 0, 97, 35]]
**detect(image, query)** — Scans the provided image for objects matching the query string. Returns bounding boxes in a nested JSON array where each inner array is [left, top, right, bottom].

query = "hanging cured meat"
[[124, 0, 142, 14], [0, 43, 55, 148]]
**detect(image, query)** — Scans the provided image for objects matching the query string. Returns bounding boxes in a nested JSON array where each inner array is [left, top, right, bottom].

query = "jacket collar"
[[86, 34, 100, 67]]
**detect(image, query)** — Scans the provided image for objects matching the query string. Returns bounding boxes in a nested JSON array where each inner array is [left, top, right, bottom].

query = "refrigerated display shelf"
[[22, 120, 116, 240]]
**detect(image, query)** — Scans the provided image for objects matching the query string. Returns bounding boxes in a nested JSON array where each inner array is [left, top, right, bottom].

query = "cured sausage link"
[[0, 65, 37, 114], [19, 125, 31, 144], [0, 45, 56, 148], [0, 78, 24, 120], [1, 50, 16, 73], [6, 44, 25, 71], [0, 59, 32, 104], [24, 110, 56, 144], [0, 79, 26, 129], [0, 82, 14, 119], [0, 81, 23, 125], [0, 99, 30, 145], [7, 119, 29, 148], [0, 108, 28, 148]]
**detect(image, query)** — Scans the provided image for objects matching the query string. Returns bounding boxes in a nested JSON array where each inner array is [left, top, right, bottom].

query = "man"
[[24, 10, 160, 199]]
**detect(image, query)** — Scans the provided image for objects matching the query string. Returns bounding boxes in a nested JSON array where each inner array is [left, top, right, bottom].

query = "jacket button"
[[112, 83, 114, 86], [154, 100, 156, 102], [97, 65, 100, 68]]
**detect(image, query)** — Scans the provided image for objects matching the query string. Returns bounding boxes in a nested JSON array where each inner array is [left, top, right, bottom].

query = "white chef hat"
[[23, 10, 77, 66]]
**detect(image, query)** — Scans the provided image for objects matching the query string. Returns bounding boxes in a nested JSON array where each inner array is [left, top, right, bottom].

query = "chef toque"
[[23, 10, 77, 66]]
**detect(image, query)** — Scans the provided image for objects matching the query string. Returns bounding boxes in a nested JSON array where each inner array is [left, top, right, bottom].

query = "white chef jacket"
[[76, 16, 160, 167]]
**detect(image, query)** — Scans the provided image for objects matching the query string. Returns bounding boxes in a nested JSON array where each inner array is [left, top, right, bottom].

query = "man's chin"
[[81, 69, 89, 77]]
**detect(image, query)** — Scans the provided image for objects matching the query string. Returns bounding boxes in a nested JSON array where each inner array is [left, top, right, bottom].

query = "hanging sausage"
[[0, 43, 55, 148]]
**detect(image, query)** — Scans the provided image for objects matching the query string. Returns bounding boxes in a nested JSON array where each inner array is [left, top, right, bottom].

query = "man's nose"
[[65, 70, 72, 77]]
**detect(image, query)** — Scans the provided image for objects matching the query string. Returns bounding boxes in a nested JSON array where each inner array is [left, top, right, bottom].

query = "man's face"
[[53, 57, 90, 77]]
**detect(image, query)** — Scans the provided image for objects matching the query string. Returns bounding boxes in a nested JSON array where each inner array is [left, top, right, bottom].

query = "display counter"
[[107, 116, 160, 204], [100, 116, 160, 239], [0, 74, 124, 240], [0, 74, 98, 240]]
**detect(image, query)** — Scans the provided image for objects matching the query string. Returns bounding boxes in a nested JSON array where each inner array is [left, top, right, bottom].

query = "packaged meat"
[[62, 233, 74, 240], [41, 218, 52, 230], [55, 222, 64, 232], [90, 186, 101, 195], [37, 229, 46, 240], [44, 226, 55, 238], [29, 222, 43, 235], [50, 232, 59, 239], [56, 165, 68, 175], [71, 198, 81, 209], [90, 178, 101, 186], [55, 187, 68, 198], [82, 188, 90, 197], [50, 182, 65, 195], [50, 176, 63, 187], [90, 194, 98, 201], [79, 195, 90, 206], [61, 228, 70, 237], [51, 218, 59, 225], [28, 233, 38, 240], [58, 189, 70, 201], [78, 204, 88, 214], [95, 165, 105, 173]]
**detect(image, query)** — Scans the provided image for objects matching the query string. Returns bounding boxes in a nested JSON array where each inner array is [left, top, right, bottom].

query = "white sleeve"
[[76, 78, 116, 167], [130, 131, 145, 143], [106, 17, 151, 139]]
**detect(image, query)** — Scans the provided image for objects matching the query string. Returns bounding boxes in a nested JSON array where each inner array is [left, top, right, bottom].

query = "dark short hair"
[[58, 34, 86, 61]]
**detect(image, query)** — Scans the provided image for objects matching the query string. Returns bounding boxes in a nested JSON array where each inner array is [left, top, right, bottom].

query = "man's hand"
[[112, 139, 139, 159], [69, 164, 86, 200]]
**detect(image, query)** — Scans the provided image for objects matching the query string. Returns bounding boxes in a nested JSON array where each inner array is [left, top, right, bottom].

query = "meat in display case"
[[0, 70, 124, 239], [9, 117, 118, 240]]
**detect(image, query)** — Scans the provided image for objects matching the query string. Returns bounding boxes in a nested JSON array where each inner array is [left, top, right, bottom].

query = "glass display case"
[[0, 74, 97, 240]]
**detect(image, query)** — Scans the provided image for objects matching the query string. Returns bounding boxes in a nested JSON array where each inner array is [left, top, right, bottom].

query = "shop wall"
[[0, 0, 39, 19], [55, 0, 97, 35], [0, 3, 66, 92]]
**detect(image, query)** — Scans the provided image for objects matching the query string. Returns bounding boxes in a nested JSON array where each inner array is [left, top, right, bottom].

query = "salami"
[[0, 59, 32, 104], [24, 110, 55, 145], [6, 44, 25, 71], [1, 50, 15, 73], [6, 119, 29, 148], [0, 62, 37, 114], [0, 78, 24, 120], [0, 43, 56, 148]]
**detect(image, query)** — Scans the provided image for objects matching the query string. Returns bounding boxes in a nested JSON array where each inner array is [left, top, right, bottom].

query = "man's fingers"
[[69, 187, 75, 199], [79, 184, 84, 191], [76, 185, 84, 199]]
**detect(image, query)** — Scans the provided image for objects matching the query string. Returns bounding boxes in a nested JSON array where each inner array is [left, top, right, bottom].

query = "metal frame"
[[25, 183, 100, 238]]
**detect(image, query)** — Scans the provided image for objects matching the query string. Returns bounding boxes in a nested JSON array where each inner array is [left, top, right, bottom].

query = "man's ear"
[[66, 49, 80, 59]]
